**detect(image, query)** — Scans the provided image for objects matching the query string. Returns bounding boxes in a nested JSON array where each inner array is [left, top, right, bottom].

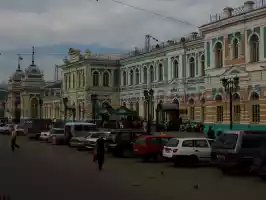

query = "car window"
[[162, 138, 171, 145], [149, 138, 161, 145], [195, 140, 209, 148], [166, 139, 179, 147], [135, 138, 146, 145], [182, 140, 193, 147]]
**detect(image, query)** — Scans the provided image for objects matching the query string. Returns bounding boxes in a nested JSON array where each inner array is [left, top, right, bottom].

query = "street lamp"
[[91, 94, 98, 124], [63, 97, 68, 121], [221, 76, 240, 130], [144, 89, 154, 134], [39, 99, 43, 119]]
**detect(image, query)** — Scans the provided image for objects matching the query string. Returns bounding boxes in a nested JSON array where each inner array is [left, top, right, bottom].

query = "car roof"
[[139, 135, 174, 139], [171, 137, 209, 141], [65, 122, 96, 126]]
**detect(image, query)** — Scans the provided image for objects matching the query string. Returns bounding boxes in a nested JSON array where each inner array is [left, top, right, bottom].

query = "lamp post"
[[63, 97, 68, 121], [221, 76, 240, 130], [39, 99, 43, 119], [144, 89, 154, 134], [91, 94, 98, 124]]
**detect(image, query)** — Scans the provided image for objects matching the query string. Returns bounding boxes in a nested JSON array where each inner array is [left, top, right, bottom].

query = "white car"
[[84, 132, 110, 150], [163, 137, 213, 166], [15, 125, 25, 135], [0, 124, 14, 134], [40, 131, 51, 141]]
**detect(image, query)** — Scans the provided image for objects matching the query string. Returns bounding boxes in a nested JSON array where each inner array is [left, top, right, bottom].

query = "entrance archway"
[[31, 98, 39, 119]]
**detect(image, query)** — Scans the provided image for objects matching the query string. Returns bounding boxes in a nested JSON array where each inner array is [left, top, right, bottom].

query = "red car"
[[133, 135, 174, 162]]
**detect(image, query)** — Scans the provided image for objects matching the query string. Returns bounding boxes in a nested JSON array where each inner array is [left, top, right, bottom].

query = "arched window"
[[189, 57, 195, 78], [233, 39, 239, 59], [201, 98, 205, 122], [250, 34, 259, 62], [150, 66, 154, 82], [31, 98, 38, 119], [144, 100, 148, 120], [158, 64, 163, 81], [173, 60, 178, 78], [93, 71, 99, 86], [215, 94, 223, 122], [143, 67, 147, 84], [123, 71, 127, 85], [201, 55, 205, 76], [189, 99, 195, 120], [215, 42, 223, 68], [232, 93, 241, 122], [130, 70, 134, 85], [135, 69, 140, 85], [103, 71, 109, 87], [250, 91, 260, 123]]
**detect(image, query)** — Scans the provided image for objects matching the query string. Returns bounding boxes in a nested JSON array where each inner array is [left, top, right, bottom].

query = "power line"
[[97, 0, 196, 27]]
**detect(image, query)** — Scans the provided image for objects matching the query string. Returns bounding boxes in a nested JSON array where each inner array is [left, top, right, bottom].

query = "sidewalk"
[[154, 131, 206, 138]]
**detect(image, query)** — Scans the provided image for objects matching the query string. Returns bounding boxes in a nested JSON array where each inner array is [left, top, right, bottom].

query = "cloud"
[[0, 0, 247, 80]]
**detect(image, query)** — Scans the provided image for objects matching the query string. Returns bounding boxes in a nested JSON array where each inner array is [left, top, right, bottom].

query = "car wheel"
[[186, 155, 198, 167]]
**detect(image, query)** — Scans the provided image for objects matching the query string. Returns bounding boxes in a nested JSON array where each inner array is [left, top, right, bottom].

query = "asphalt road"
[[0, 135, 266, 200]]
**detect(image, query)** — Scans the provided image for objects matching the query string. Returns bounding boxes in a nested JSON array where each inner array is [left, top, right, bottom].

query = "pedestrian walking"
[[96, 137, 105, 171], [11, 126, 20, 152]]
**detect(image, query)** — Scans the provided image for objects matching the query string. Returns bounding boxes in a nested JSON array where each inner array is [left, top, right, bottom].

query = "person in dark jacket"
[[207, 126, 215, 139], [65, 126, 72, 146], [96, 137, 105, 171]]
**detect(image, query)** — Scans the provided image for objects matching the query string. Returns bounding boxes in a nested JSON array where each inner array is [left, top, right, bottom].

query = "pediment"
[[221, 66, 246, 76]]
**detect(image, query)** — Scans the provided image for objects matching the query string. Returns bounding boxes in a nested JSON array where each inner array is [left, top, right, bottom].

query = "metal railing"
[[209, 0, 266, 23]]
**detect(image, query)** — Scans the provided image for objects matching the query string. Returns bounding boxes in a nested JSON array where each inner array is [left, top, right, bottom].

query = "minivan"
[[212, 130, 266, 173]]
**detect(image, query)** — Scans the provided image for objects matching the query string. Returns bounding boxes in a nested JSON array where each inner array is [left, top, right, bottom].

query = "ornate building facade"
[[119, 1, 266, 131], [60, 48, 121, 120]]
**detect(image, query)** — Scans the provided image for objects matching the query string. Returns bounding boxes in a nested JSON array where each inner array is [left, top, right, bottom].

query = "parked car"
[[40, 131, 51, 141], [84, 131, 111, 150], [0, 124, 14, 134], [107, 129, 146, 157], [69, 132, 91, 148], [163, 137, 213, 166], [211, 130, 266, 174], [133, 135, 174, 162], [40, 128, 65, 141], [50, 128, 65, 145], [15, 125, 25, 136]]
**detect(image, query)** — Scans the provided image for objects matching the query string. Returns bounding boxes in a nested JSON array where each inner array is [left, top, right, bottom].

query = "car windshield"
[[212, 133, 238, 149], [166, 139, 179, 147], [52, 129, 64, 134], [74, 125, 97, 132], [91, 133, 106, 138], [75, 132, 91, 137]]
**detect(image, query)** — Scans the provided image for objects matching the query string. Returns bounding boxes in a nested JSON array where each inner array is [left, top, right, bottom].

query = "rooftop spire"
[[17, 54, 23, 71], [32, 46, 35, 65]]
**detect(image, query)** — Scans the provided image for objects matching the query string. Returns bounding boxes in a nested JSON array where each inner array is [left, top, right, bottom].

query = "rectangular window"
[[233, 105, 241, 122], [190, 107, 195, 120], [252, 104, 260, 123], [216, 106, 223, 122]]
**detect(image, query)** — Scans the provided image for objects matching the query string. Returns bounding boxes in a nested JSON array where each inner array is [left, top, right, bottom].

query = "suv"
[[107, 129, 146, 157], [133, 135, 174, 162], [163, 137, 213, 166], [212, 130, 266, 174]]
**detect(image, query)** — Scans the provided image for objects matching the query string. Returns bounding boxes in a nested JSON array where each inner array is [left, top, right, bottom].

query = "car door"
[[194, 139, 211, 161]]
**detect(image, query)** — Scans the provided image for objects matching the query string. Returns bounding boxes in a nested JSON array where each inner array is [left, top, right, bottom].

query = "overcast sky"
[[0, 0, 247, 81]]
